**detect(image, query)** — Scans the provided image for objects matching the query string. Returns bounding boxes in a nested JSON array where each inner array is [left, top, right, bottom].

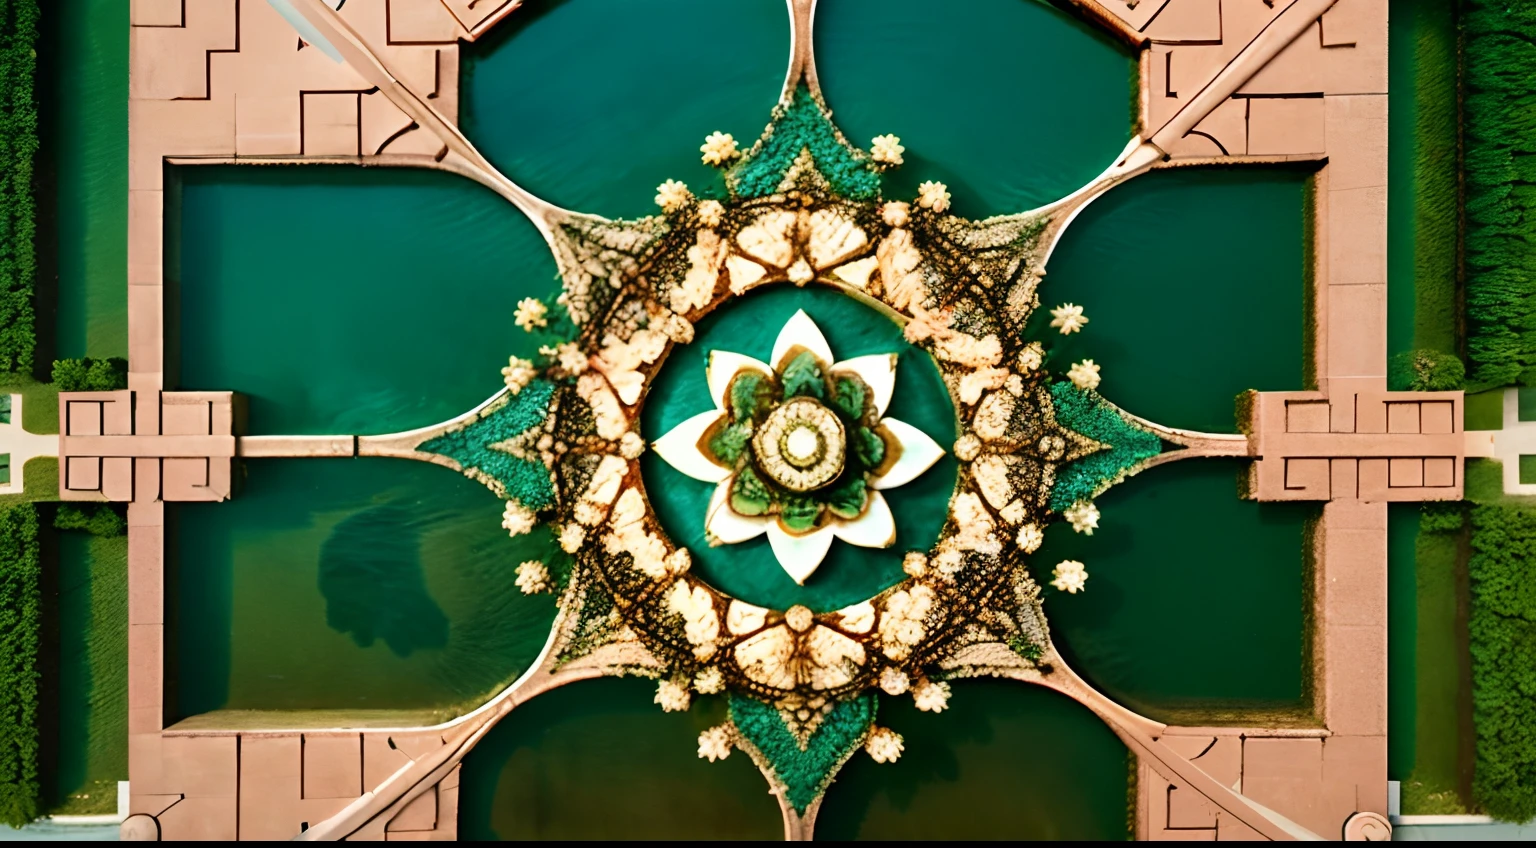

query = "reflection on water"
[[819, 682, 1128, 840], [171, 459, 553, 718], [318, 504, 449, 657], [1035, 460, 1315, 721], [459, 679, 782, 840]]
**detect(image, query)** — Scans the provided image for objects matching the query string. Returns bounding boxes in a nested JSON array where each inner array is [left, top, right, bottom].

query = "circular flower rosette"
[[417, 83, 1164, 808]]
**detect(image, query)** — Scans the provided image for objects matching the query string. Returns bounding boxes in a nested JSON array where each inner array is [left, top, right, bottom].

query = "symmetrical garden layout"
[[62, 0, 1462, 840]]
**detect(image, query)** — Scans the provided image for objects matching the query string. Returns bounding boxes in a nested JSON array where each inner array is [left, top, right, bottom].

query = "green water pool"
[[459, 679, 1128, 840], [170, 459, 553, 718], [157, 0, 1323, 835]]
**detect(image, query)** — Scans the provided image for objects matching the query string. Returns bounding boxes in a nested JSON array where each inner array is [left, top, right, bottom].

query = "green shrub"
[[1420, 502, 1465, 534], [0, 0, 38, 375], [1390, 349, 1466, 392], [50, 357, 127, 392], [1468, 505, 1536, 822], [0, 503, 41, 826], [1464, 2, 1536, 386], [53, 503, 125, 537]]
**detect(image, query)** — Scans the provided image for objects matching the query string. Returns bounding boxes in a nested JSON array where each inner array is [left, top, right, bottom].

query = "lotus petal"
[[652, 411, 729, 483], [872, 418, 947, 490], [833, 354, 898, 417], [706, 479, 770, 543], [771, 309, 835, 370], [707, 351, 772, 412], [832, 491, 896, 548], [767, 523, 835, 585]]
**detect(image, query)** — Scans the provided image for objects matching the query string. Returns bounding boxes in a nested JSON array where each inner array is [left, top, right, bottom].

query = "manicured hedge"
[[51, 357, 127, 392], [54, 502, 125, 537], [1463, 2, 1536, 386], [0, 503, 41, 827], [0, 0, 38, 374], [1468, 505, 1536, 822]]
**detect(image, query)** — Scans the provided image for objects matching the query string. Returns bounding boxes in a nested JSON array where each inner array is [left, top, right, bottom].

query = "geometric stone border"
[[110, 0, 1439, 840]]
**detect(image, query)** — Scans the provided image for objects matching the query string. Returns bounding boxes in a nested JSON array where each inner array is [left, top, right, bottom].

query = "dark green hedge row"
[[0, 504, 41, 827], [1468, 505, 1536, 822], [51, 357, 127, 393], [54, 503, 124, 537], [0, 0, 38, 374], [1463, 2, 1536, 386]]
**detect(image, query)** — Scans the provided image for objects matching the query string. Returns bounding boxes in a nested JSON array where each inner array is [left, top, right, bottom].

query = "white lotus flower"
[[514, 298, 548, 332], [1016, 523, 1044, 553], [501, 502, 536, 537], [554, 341, 588, 375], [655, 678, 691, 712], [655, 179, 692, 213], [870, 134, 905, 167], [515, 560, 550, 595], [1050, 303, 1088, 334], [699, 131, 740, 166], [1064, 501, 1099, 535], [697, 199, 725, 228], [1051, 560, 1088, 594], [916, 180, 951, 213], [698, 725, 734, 761], [651, 310, 946, 585], [500, 356, 538, 392], [865, 727, 904, 763], [694, 667, 724, 694], [1068, 359, 1101, 391], [912, 678, 951, 713], [1018, 341, 1044, 372]]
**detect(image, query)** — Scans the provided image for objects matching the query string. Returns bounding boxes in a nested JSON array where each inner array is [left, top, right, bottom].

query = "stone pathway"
[[1462, 388, 1536, 495], [0, 393, 59, 496]]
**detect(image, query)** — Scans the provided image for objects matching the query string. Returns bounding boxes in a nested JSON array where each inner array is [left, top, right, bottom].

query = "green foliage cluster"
[[1048, 382, 1162, 511], [50, 357, 127, 393], [728, 86, 881, 201], [1463, 2, 1536, 386], [1389, 349, 1466, 392], [1419, 502, 1465, 534], [420, 380, 556, 509], [54, 503, 125, 537], [0, 0, 39, 374], [1467, 505, 1536, 821], [729, 692, 875, 813], [0, 504, 41, 827], [1406, 0, 1460, 356]]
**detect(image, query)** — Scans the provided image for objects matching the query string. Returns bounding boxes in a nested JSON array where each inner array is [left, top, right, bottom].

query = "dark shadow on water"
[[819, 681, 1129, 840], [318, 503, 449, 657], [458, 679, 781, 840]]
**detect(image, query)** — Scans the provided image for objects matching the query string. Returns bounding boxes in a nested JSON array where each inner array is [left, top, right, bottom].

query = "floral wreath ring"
[[412, 84, 1163, 816]]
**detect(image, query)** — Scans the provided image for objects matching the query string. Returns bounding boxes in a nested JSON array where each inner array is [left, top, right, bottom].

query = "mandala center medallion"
[[652, 309, 947, 585], [755, 398, 844, 488]]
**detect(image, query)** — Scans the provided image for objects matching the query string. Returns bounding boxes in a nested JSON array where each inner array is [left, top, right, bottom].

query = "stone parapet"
[[1247, 390, 1464, 502], [59, 391, 236, 502]]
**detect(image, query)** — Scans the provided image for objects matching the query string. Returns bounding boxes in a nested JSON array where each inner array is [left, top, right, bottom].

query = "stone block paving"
[[105, 0, 1434, 841]]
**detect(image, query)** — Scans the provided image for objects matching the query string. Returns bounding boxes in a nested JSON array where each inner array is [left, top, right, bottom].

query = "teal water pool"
[[160, 0, 1324, 833], [172, 166, 551, 436], [1033, 459, 1315, 722], [1042, 167, 1310, 434], [170, 458, 553, 718]]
